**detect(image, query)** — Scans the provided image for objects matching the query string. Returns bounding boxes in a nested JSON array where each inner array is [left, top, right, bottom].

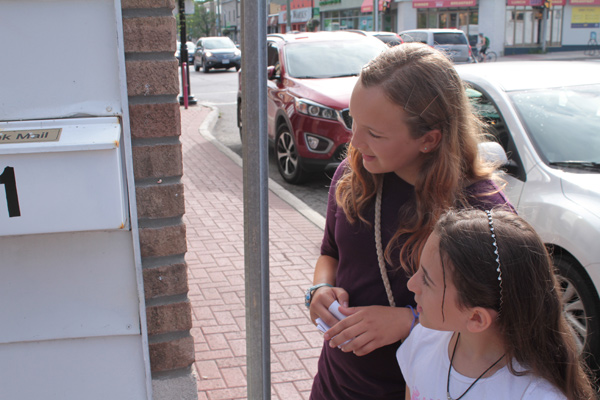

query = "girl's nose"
[[407, 272, 419, 294]]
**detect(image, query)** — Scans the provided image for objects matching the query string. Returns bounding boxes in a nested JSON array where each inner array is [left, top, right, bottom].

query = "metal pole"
[[241, 0, 270, 398], [541, 7, 548, 53], [286, 0, 292, 33], [178, 0, 197, 105], [373, 0, 378, 31], [217, 0, 222, 35]]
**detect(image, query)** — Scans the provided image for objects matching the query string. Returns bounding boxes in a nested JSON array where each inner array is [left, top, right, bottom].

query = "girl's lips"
[[362, 154, 375, 162]]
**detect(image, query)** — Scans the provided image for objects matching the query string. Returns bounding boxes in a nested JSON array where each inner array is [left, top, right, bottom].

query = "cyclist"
[[477, 33, 490, 62]]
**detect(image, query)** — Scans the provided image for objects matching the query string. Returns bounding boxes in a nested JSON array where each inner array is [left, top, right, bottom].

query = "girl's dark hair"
[[435, 208, 595, 400]]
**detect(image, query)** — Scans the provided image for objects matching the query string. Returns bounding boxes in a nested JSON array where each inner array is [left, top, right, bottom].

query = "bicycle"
[[584, 32, 599, 56], [477, 49, 497, 62]]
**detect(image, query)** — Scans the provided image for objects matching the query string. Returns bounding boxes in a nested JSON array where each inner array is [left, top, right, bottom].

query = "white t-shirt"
[[397, 324, 566, 400]]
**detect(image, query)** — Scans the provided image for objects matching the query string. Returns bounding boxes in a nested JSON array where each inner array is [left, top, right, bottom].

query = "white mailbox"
[[0, 117, 128, 236]]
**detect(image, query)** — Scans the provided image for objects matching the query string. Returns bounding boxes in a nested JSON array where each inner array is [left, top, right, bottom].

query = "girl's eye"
[[368, 131, 382, 139], [421, 273, 429, 287]]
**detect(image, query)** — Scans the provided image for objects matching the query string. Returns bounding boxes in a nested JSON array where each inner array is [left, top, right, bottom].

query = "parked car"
[[345, 29, 403, 47], [194, 36, 241, 72], [399, 28, 473, 63], [175, 41, 195, 64], [456, 61, 600, 367], [237, 31, 387, 183]]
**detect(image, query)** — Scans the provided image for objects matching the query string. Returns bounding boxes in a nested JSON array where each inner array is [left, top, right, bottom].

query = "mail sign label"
[[0, 128, 62, 144]]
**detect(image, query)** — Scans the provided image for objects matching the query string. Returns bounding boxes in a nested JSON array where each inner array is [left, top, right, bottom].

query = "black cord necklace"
[[446, 333, 505, 400]]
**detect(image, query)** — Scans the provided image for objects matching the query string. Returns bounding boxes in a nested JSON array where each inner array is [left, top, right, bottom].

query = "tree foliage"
[[178, 1, 217, 41]]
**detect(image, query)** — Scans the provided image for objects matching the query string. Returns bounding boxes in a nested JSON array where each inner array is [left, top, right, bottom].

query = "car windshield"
[[509, 84, 600, 164], [284, 40, 386, 79], [433, 33, 467, 45], [204, 38, 235, 49]]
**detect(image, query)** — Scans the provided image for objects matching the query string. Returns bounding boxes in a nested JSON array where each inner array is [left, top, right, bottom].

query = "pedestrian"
[[305, 42, 513, 399], [307, 18, 320, 32], [399, 208, 595, 399]]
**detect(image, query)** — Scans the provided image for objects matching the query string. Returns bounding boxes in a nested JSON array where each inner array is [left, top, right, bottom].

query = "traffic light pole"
[[178, 0, 197, 105]]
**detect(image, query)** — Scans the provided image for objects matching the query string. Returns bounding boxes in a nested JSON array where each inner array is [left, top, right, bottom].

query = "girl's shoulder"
[[464, 178, 515, 212]]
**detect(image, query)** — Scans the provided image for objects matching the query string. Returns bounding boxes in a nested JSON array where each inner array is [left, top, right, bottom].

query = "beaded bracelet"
[[406, 305, 419, 333]]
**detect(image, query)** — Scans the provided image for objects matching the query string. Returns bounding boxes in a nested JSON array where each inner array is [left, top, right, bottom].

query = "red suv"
[[237, 32, 387, 183]]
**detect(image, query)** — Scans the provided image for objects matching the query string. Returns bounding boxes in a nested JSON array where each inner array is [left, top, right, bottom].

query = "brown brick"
[[130, 102, 181, 139], [132, 143, 183, 180], [147, 301, 193, 336], [122, 0, 175, 9], [123, 16, 176, 53], [139, 223, 187, 258], [137, 183, 185, 219], [143, 263, 189, 299], [126, 60, 179, 97], [149, 336, 195, 372]]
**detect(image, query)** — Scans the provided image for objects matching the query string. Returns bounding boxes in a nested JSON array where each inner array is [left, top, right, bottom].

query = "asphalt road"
[[186, 66, 332, 218]]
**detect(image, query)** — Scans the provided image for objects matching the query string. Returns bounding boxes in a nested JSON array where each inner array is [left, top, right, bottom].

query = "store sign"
[[572, 6, 600, 27], [571, 0, 600, 4], [412, 0, 476, 7], [507, 0, 565, 4], [278, 7, 312, 24]]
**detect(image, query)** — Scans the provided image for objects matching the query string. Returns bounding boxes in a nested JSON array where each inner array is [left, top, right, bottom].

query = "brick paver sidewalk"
[[180, 105, 325, 400]]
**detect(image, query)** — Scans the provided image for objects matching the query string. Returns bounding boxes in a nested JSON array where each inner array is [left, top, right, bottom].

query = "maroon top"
[[310, 160, 513, 400]]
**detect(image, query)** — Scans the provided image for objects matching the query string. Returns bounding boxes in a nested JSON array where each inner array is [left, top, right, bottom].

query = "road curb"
[[197, 103, 326, 231]]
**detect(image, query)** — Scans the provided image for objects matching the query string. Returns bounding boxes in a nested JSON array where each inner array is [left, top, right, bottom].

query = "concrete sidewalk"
[[180, 104, 324, 400]]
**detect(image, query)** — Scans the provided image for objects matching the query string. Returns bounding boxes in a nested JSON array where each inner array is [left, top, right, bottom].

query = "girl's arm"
[[323, 304, 415, 356], [405, 385, 410, 400], [308, 255, 349, 327]]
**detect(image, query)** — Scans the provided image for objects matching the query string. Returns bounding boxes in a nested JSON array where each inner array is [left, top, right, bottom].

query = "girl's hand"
[[324, 305, 414, 356], [309, 286, 349, 327]]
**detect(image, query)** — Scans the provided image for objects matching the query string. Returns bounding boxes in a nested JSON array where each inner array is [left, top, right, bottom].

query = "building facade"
[[268, 0, 600, 55]]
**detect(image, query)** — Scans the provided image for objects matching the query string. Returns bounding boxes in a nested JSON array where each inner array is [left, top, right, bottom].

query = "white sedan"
[[456, 61, 600, 365]]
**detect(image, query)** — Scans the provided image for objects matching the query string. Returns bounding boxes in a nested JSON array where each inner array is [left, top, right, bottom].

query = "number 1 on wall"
[[0, 166, 21, 217]]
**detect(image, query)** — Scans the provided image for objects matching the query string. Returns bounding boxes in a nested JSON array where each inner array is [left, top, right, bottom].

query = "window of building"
[[505, 6, 562, 47]]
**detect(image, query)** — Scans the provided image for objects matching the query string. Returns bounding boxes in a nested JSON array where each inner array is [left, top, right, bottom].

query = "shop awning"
[[361, 0, 383, 13], [268, 15, 279, 26], [412, 0, 476, 7], [506, 0, 565, 4]]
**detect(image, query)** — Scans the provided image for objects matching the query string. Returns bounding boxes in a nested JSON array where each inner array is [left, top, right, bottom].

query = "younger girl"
[[398, 209, 595, 399]]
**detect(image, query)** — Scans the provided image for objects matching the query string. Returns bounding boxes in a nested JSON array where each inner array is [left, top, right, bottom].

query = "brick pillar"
[[122, 1, 197, 399]]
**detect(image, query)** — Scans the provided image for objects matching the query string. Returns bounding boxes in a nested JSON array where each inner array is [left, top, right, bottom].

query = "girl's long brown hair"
[[436, 209, 596, 399], [336, 43, 494, 273]]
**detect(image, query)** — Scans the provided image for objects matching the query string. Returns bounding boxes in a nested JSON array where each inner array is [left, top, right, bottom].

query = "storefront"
[[321, 0, 397, 32], [504, 0, 565, 49], [412, 0, 479, 42]]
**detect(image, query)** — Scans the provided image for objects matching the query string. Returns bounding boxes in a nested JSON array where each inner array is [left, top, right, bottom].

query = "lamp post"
[[178, 0, 197, 105]]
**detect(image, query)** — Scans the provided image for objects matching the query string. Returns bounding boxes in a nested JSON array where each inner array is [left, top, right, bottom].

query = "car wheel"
[[194, 62, 200, 72], [554, 254, 600, 367], [203, 59, 210, 73], [276, 124, 306, 184], [235, 65, 241, 71], [237, 99, 243, 142]]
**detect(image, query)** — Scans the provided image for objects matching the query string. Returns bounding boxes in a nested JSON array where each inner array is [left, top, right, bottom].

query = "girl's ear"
[[465, 307, 497, 333], [420, 129, 442, 153]]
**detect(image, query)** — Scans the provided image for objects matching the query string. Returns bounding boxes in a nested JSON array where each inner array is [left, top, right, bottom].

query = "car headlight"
[[234, 49, 241, 56], [205, 51, 213, 57], [295, 99, 337, 121]]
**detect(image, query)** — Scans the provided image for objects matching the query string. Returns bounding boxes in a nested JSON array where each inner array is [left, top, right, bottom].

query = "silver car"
[[399, 29, 473, 63], [456, 61, 600, 368]]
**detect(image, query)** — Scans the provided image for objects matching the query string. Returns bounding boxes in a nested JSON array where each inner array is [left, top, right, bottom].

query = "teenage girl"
[[399, 208, 595, 399], [307, 43, 513, 399]]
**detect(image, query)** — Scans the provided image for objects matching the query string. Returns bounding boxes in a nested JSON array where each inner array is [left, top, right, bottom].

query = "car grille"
[[333, 143, 349, 162], [340, 109, 352, 130], [216, 53, 235, 59]]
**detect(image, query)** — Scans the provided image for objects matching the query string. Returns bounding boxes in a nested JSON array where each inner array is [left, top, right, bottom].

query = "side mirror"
[[478, 141, 508, 166], [267, 65, 277, 80]]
